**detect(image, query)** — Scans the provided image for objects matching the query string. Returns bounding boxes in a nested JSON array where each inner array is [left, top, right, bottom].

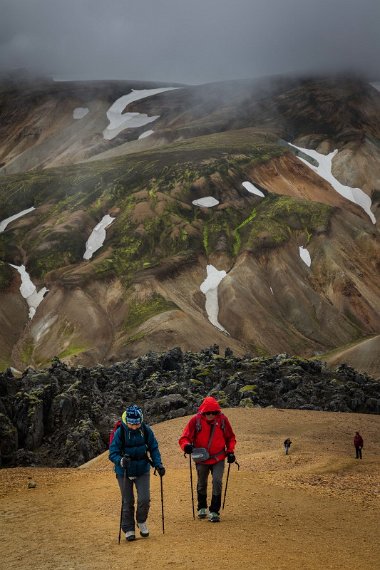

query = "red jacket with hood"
[[179, 397, 236, 464]]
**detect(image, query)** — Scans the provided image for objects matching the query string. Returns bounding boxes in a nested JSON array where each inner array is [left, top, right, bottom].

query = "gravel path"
[[1, 408, 379, 569]]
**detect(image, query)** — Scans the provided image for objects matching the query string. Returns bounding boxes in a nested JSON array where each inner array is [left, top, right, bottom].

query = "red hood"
[[198, 397, 221, 413]]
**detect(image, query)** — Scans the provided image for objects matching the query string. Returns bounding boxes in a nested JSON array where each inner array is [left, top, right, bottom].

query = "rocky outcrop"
[[0, 347, 379, 467]]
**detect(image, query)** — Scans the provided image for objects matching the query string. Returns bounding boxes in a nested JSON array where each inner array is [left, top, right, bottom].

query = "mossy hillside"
[[0, 130, 286, 280], [27, 227, 87, 279], [57, 345, 87, 360], [0, 357, 11, 372], [233, 195, 332, 255], [124, 294, 178, 332], [0, 127, 284, 213]]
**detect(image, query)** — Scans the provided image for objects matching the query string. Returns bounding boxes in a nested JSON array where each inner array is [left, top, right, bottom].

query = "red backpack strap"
[[219, 414, 226, 431]]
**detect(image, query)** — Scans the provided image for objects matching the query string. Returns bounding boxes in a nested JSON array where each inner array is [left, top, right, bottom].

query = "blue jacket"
[[109, 421, 162, 478]]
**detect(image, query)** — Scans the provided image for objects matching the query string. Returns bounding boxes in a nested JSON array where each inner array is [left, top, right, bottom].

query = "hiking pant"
[[285, 445, 290, 455], [196, 460, 225, 513], [117, 472, 150, 532], [355, 446, 362, 459]]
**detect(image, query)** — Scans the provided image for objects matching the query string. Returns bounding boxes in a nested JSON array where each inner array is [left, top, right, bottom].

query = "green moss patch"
[[234, 195, 332, 255], [124, 294, 178, 331]]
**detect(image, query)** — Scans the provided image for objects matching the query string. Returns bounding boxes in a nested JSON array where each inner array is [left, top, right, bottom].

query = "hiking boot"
[[125, 531, 136, 541], [208, 511, 220, 523], [197, 508, 208, 519], [137, 521, 149, 537]]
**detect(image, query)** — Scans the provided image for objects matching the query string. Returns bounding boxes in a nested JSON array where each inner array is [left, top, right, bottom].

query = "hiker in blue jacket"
[[109, 404, 165, 542]]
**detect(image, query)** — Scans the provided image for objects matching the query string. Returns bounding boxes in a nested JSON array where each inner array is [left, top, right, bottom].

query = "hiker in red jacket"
[[354, 431, 364, 459], [179, 396, 236, 522]]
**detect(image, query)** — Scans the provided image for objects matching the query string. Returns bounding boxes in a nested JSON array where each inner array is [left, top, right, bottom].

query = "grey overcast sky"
[[0, 0, 379, 84]]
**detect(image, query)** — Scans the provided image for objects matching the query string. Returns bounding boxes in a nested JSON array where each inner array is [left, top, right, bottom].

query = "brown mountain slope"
[[323, 335, 380, 379], [1, 408, 379, 569], [0, 76, 379, 373]]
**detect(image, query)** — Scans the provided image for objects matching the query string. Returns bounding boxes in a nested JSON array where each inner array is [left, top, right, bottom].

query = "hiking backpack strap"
[[195, 412, 226, 434], [194, 413, 227, 461], [119, 422, 154, 466]]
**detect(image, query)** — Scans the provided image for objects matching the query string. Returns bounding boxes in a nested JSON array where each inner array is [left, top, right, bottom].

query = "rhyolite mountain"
[[0, 73, 379, 377]]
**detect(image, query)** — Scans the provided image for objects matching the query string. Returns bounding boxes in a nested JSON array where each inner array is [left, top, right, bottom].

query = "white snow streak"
[[103, 88, 176, 140], [290, 143, 376, 224], [370, 82, 380, 92], [138, 130, 154, 139], [192, 197, 219, 208], [200, 265, 228, 333], [0, 207, 35, 233], [9, 264, 48, 319], [34, 315, 58, 343], [73, 107, 89, 119], [270, 286, 274, 295], [242, 181, 265, 197], [83, 214, 115, 260], [299, 246, 311, 267]]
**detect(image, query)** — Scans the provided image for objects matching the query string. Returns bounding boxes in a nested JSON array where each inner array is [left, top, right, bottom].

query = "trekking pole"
[[222, 459, 240, 510], [188, 454, 195, 519], [160, 474, 165, 534], [118, 468, 126, 544], [222, 463, 231, 511]]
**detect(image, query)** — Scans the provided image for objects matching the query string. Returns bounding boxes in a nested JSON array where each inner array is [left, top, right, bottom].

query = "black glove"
[[227, 453, 236, 464], [184, 444, 193, 454], [120, 456, 130, 469], [157, 465, 166, 477]]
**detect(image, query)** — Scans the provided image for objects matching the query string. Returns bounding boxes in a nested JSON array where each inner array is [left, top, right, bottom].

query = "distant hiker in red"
[[354, 431, 364, 459], [179, 396, 236, 522]]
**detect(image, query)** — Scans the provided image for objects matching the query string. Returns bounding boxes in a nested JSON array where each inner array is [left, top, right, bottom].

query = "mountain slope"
[[0, 75, 379, 372]]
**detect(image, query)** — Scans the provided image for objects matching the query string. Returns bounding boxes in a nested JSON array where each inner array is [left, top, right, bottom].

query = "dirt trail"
[[1, 409, 379, 570]]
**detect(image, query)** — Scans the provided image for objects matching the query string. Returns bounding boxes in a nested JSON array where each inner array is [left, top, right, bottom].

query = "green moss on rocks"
[[239, 384, 257, 394], [239, 397, 254, 408]]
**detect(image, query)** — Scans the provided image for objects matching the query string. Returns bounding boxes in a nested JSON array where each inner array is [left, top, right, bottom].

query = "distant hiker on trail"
[[179, 396, 236, 523], [354, 431, 364, 459], [109, 405, 165, 542], [284, 438, 292, 455]]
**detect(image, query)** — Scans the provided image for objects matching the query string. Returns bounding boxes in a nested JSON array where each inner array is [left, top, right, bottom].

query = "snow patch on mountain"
[[200, 265, 228, 333], [103, 88, 176, 140], [138, 130, 154, 139], [242, 181, 265, 197], [192, 197, 219, 208], [299, 246, 311, 267], [9, 264, 48, 319], [290, 143, 376, 224], [83, 215, 115, 260], [73, 107, 89, 119], [0, 207, 35, 233]]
